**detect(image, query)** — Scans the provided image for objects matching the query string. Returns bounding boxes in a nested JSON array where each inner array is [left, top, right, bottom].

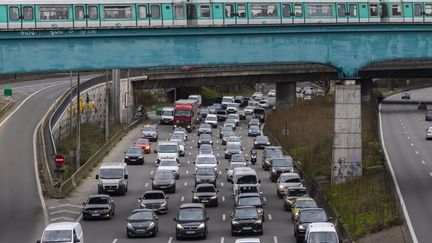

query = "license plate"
[[92, 214, 100, 216], [186, 231, 195, 234], [243, 227, 252, 230], [201, 200, 209, 203]]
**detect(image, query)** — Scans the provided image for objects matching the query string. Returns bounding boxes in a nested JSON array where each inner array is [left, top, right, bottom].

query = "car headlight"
[[148, 222, 155, 229], [272, 169, 276, 173], [254, 141, 257, 144], [299, 224, 305, 230], [232, 220, 239, 225], [187, 125, 191, 128], [254, 219, 262, 224], [127, 223, 134, 229], [210, 195, 217, 199], [278, 185, 285, 189], [160, 202, 167, 207], [198, 223, 205, 229], [124, 156, 129, 159], [193, 196, 199, 200], [140, 203, 146, 208], [198, 140, 202, 143], [139, 155, 143, 158], [257, 208, 263, 214], [176, 223, 183, 230], [196, 179, 202, 182]]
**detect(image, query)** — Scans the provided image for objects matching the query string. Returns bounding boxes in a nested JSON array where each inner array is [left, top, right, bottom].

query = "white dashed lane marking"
[[429, 172, 432, 177], [222, 214, 226, 221], [181, 196, 184, 202], [150, 171, 154, 175], [411, 143, 414, 146], [168, 237, 173, 243], [145, 183, 148, 187], [184, 182, 188, 187], [222, 196, 225, 202], [415, 151, 419, 154], [268, 214, 273, 220], [422, 161, 426, 165]]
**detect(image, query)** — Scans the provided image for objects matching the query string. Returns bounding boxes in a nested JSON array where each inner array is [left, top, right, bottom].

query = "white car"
[[259, 100, 269, 109], [158, 159, 180, 179], [226, 102, 239, 113], [205, 114, 218, 128], [426, 127, 432, 140], [244, 106, 254, 115], [39, 222, 84, 243], [172, 130, 187, 141], [267, 90, 276, 97], [252, 92, 263, 101], [227, 113, 240, 126], [304, 222, 338, 243], [173, 128, 188, 141], [194, 154, 219, 174]]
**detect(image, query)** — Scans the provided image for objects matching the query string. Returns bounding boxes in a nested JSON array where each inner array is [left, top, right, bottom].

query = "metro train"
[[1, 0, 432, 30]]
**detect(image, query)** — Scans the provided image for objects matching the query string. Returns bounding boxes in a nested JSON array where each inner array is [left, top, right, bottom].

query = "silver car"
[[276, 172, 302, 198], [226, 162, 246, 182], [426, 127, 432, 140], [244, 106, 254, 115]]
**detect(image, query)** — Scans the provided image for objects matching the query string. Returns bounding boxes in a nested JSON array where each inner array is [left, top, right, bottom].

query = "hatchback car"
[[269, 156, 295, 182], [126, 209, 159, 238], [198, 123, 212, 136], [134, 138, 151, 154], [291, 198, 318, 220], [283, 186, 309, 211], [226, 102, 240, 113], [248, 125, 261, 137], [219, 126, 234, 139], [198, 133, 213, 148], [192, 183, 219, 207], [208, 103, 222, 114], [158, 159, 180, 179], [224, 119, 237, 130], [244, 106, 254, 115], [138, 190, 169, 214], [276, 172, 302, 198], [262, 146, 284, 170], [82, 194, 115, 220], [195, 167, 217, 186], [254, 135, 270, 149], [174, 203, 209, 240], [227, 113, 240, 126], [124, 147, 145, 165], [227, 136, 242, 147], [225, 143, 243, 159], [152, 170, 176, 193], [141, 126, 158, 142], [231, 206, 263, 236], [294, 208, 331, 242], [205, 114, 218, 128], [199, 144, 214, 155]]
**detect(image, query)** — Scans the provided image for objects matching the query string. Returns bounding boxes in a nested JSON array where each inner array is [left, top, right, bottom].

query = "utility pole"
[[105, 70, 110, 142], [126, 69, 130, 124], [76, 72, 81, 171], [69, 71, 73, 133]]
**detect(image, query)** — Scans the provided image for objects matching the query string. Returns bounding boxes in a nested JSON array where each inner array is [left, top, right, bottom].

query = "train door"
[[137, 5, 150, 26], [173, 3, 187, 26], [187, 3, 198, 25], [336, 3, 360, 23], [281, 4, 294, 24], [223, 3, 247, 25], [86, 6, 99, 27], [293, 3, 305, 23], [197, 3, 212, 25], [149, 4, 162, 26], [368, 3, 381, 22], [74, 5, 99, 28], [405, 3, 416, 22], [162, 4, 173, 26], [7, 5, 23, 29]]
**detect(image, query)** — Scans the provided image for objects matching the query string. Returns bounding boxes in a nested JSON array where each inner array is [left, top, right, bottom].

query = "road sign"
[[54, 154, 65, 167]]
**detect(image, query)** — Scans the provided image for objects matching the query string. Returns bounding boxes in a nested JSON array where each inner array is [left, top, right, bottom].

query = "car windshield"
[[254, 109, 265, 114], [127, 147, 141, 154], [272, 159, 293, 167], [175, 110, 192, 117], [212, 104, 222, 109], [87, 197, 109, 204], [296, 200, 318, 208], [199, 134, 212, 140], [288, 189, 308, 197], [222, 97, 233, 103], [197, 168, 214, 175], [250, 119, 259, 124], [230, 163, 245, 170], [226, 119, 236, 124], [206, 116, 216, 121], [221, 127, 232, 132], [130, 211, 153, 221], [250, 126, 260, 131], [154, 171, 174, 180], [143, 127, 156, 132], [196, 186, 216, 193], [178, 208, 204, 221], [308, 232, 338, 243], [238, 196, 262, 206], [228, 115, 239, 120], [42, 230, 72, 242], [267, 150, 283, 157], [196, 156, 216, 164], [280, 175, 301, 183], [160, 160, 178, 166], [143, 192, 164, 199], [136, 139, 149, 145], [231, 155, 246, 162], [227, 103, 237, 108], [234, 208, 258, 219], [158, 144, 177, 153], [238, 185, 259, 193], [170, 139, 184, 145], [236, 175, 257, 184], [170, 135, 184, 141], [200, 109, 208, 114], [245, 106, 253, 110], [228, 136, 240, 142], [299, 211, 328, 223], [162, 110, 173, 116], [100, 168, 123, 179], [224, 132, 235, 138]]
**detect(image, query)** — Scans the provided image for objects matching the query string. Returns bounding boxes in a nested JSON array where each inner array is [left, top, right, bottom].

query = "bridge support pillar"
[[360, 79, 373, 102], [276, 82, 296, 109], [332, 82, 362, 184]]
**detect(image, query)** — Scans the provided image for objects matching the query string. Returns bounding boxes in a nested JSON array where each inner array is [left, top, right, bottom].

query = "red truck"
[[174, 99, 199, 132]]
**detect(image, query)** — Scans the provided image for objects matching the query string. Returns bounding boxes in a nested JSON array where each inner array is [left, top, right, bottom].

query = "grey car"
[[254, 136, 270, 149], [222, 131, 236, 145], [141, 126, 158, 142], [124, 147, 145, 165], [152, 170, 176, 193], [82, 194, 115, 220], [198, 123, 212, 136], [195, 167, 217, 186], [139, 190, 169, 214], [248, 125, 261, 137], [199, 144, 214, 155], [225, 143, 243, 159], [198, 133, 213, 148]]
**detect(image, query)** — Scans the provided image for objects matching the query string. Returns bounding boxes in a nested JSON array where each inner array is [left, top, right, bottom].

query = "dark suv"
[[174, 203, 209, 240], [269, 156, 294, 182], [262, 146, 283, 170], [192, 183, 219, 207], [138, 190, 169, 214], [82, 194, 115, 220], [195, 167, 217, 186], [294, 208, 331, 242], [235, 192, 265, 221], [231, 206, 263, 236], [124, 146, 144, 165]]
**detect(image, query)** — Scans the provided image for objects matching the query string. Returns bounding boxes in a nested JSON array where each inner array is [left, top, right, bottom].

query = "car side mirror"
[[124, 175, 128, 180], [154, 150, 157, 153], [137, 198, 142, 203], [329, 216, 333, 221], [206, 217, 210, 221], [37, 241, 41, 243], [191, 190, 194, 193], [173, 217, 177, 222], [225, 168, 228, 171], [193, 161, 196, 164], [150, 177, 154, 180], [82, 202, 86, 206], [217, 161, 220, 164], [95, 175, 99, 180], [166, 196, 169, 199]]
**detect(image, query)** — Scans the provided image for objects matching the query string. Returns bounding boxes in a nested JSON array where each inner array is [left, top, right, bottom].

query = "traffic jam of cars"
[[39, 90, 338, 243]]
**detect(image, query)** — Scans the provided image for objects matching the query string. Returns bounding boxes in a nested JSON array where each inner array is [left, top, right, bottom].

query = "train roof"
[[5, 0, 431, 4]]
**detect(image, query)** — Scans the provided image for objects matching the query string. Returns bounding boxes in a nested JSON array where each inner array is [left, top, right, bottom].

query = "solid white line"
[[220, 237, 225, 243], [273, 236, 278, 243], [150, 170, 154, 175], [168, 236, 173, 243], [145, 183, 149, 187], [268, 214, 272, 220], [112, 239, 118, 243], [222, 214, 226, 221], [222, 196, 225, 202], [379, 102, 419, 243], [184, 182, 187, 186]]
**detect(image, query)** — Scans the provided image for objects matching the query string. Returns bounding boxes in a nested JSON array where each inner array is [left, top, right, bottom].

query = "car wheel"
[[231, 230, 236, 236], [296, 236, 303, 243], [152, 229, 157, 237], [176, 235, 181, 240], [126, 231, 131, 238]]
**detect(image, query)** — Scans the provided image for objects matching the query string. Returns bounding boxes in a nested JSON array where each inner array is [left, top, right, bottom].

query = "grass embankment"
[[56, 123, 122, 180], [266, 93, 401, 240]]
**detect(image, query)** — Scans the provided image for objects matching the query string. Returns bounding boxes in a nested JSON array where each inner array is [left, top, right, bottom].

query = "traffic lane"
[[385, 87, 432, 102], [0, 82, 70, 242], [381, 103, 432, 243]]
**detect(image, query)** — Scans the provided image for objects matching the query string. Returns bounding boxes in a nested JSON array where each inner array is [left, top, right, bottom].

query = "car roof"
[[100, 162, 126, 169], [144, 190, 165, 195], [238, 192, 261, 198], [235, 205, 258, 210], [45, 222, 80, 231], [300, 208, 325, 213], [162, 107, 174, 111], [89, 194, 110, 199], [280, 172, 300, 178], [195, 183, 216, 189], [132, 208, 155, 214], [307, 222, 336, 233], [180, 203, 205, 209]]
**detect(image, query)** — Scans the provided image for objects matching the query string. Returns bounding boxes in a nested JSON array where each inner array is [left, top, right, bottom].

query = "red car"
[[135, 138, 151, 154]]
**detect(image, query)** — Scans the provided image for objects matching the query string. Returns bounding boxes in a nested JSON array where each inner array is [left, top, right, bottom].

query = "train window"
[[88, 6, 98, 19], [380, 3, 388, 17], [40, 7, 69, 20], [23, 7, 33, 20], [251, 4, 278, 18], [238, 4, 246, 17], [150, 5, 161, 18], [200, 5, 211, 18], [75, 6, 84, 20], [225, 4, 235, 17], [426, 4, 432, 16], [104, 6, 132, 19], [391, 4, 402, 16], [414, 4, 422, 16], [174, 5, 185, 19], [294, 4, 303, 17], [282, 4, 291, 17], [138, 6, 147, 18], [337, 4, 346, 17], [9, 7, 20, 21], [369, 4, 378, 16], [349, 4, 358, 17], [308, 4, 333, 17]]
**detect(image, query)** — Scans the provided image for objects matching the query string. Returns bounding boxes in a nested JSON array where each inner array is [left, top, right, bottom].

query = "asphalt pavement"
[[380, 87, 432, 243]]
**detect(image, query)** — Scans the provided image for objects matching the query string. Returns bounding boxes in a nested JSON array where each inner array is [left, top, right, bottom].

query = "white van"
[[96, 162, 128, 195], [305, 222, 340, 243], [221, 96, 234, 108], [155, 141, 179, 164], [188, 94, 202, 107], [232, 168, 261, 195], [160, 107, 174, 125], [37, 222, 84, 243]]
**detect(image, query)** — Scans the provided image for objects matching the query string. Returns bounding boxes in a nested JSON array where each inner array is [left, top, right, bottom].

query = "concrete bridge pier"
[[275, 82, 296, 109], [360, 79, 373, 102]]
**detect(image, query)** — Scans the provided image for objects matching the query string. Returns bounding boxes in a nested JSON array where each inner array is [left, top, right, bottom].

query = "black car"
[[225, 143, 243, 159], [222, 131, 236, 145], [230, 154, 247, 164], [240, 97, 249, 108], [152, 170, 176, 193], [219, 126, 234, 139], [124, 147, 145, 165], [269, 157, 294, 182], [254, 135, 271, 149], [216, 109, 227, 121], [192, 183, 219, 207], [199, 108, 209, 119], [238, 110, 246, 120], [82, 194, 115, 220], [248, 125, 261, 137], [294, 208, 331, 242], [174, 203, 209, 240], [253, 107, 266, 122], [195, 167, 217, 186], [126, 209, 159, 238], [426, 111, 432, 121], [141, 126, 158, 142], [248, 118, 260, 128], [235, 192, 265, 221], [198, 123, 212, 136], [198, 133, 213, 148], [262, 146, 283, 170], [283, 186, 309, 211], [138, 190, 169, 214], [231, 206, 263, 236]]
